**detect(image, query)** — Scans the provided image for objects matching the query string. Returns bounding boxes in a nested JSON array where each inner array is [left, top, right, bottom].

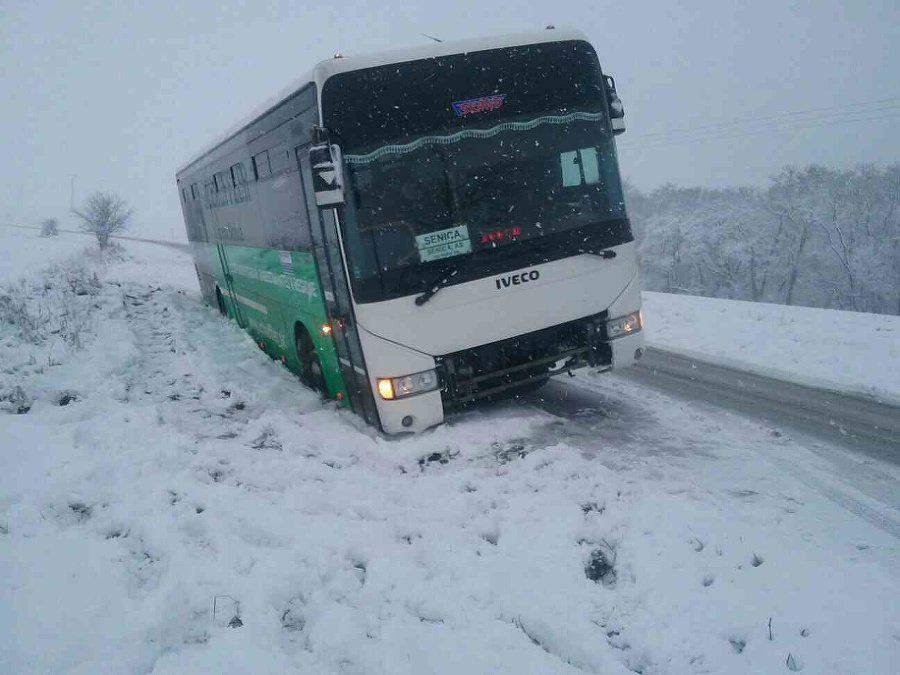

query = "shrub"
[[40, 218, 60, 237]]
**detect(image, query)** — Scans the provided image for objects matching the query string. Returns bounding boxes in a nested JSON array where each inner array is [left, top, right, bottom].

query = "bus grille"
[[436, 312, 610, 405]]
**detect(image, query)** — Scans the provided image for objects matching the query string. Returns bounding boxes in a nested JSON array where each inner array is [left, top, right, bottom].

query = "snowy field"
[[0, 227, 95, 284], [2, 227, 899, 674]]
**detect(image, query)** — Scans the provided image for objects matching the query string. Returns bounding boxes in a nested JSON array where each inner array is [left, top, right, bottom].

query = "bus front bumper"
[[377, 389, 445, 435], [370, 324, 644, 435], [610, 328, 645, 369]]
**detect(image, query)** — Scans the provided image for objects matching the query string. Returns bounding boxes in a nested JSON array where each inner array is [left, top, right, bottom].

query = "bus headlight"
[[377, 369, 439, 400], [604, 311, 643, 339]]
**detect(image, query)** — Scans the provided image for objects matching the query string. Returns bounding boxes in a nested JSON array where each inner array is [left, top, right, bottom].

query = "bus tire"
[[295, 326, 326, 395], [215, 287, 227, 317]]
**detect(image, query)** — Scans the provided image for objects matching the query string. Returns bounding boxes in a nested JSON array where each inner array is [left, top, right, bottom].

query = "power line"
[[624, 112, 900, 151], [630, 97, 900, 142], [622, 113, 900, 152], [620, 107, 900, 152], [625, 106, 900, 148]]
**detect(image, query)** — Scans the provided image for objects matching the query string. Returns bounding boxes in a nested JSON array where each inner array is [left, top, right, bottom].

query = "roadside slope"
[[642, 291, 900, 405]]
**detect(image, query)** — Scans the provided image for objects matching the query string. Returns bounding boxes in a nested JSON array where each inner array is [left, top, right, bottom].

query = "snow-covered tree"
[[72, 192, 132, 249], [629, 163, 900, 315], [764, 167, 818, 306]]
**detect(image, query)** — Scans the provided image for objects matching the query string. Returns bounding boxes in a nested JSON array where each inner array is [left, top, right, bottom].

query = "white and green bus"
[[176, 27, 644, 434]]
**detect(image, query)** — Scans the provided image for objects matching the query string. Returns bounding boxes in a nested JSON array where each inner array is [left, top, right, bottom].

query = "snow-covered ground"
[[643, 292, 900, 405], [0, 227, 94, 284], [2, 228, 899, 674]]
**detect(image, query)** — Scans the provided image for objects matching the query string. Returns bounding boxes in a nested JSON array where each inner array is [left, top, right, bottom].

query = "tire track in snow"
[[755, 447, 900, 544], [119, 285, 250, 439], [536, 374, 900, 561]]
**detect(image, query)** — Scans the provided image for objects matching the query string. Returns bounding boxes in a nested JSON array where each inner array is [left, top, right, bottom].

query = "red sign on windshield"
[[452, 94, 507, 117], [481, 225, 521, 245]]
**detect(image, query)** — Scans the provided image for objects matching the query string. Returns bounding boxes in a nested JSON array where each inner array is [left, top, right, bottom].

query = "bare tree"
[[765, 168, 816, 307], [72, 192, 132, 249], [40, 218, 59, 237]]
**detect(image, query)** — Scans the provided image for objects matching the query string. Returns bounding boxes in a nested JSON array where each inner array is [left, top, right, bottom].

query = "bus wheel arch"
[[294, 322, 326, 395], [215, 286, 227, 316]]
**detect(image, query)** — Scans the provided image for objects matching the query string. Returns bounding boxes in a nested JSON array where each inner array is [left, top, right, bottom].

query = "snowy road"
[[521, 372, 900, 543], [3, 237, 900, 674], [629, 347, 900, 454]]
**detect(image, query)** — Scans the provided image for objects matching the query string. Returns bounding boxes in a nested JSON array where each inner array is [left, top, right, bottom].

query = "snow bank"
[[643, 291, 900, 404]]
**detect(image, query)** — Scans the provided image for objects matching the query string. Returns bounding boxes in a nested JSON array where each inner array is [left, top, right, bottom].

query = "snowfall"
[[1, 226, 899, 675]]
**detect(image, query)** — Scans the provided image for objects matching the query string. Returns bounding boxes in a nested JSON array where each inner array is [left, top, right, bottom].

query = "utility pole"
[[68, 174, 76, 210]]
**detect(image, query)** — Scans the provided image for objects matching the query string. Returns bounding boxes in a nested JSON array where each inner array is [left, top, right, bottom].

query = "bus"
[[176, 27, 644, 434]]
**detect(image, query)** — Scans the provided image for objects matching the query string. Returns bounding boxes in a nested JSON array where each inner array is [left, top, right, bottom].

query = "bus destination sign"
[[416, 224, 473, 262]]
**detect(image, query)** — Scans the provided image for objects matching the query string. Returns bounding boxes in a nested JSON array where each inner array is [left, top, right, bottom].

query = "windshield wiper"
[[413, 242, 615, 307], [583, 248, 617, 259], [414, 265, 460, 306]]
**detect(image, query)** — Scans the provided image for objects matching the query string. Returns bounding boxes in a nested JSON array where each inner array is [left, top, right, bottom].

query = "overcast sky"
[[2, 0, 898, 240]]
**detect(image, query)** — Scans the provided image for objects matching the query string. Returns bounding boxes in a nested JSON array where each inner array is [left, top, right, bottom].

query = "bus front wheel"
[[295, 327, 326, 395]]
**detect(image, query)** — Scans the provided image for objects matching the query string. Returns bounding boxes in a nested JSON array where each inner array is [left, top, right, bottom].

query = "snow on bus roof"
[[312, 26, 588, 85], [177, 27, 589, 176]]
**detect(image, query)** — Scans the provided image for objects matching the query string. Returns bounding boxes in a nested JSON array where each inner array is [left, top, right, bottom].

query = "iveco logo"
[[495, 269, 540, 289]]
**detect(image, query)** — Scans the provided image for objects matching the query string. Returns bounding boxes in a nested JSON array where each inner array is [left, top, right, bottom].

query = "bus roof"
[[177, 27, 589, 175], [312, 26, 588, 85]]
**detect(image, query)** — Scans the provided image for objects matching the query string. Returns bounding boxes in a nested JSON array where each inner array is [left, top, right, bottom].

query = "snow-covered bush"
[[40, 218, 59, 237], [0, 259, 101, 349], [0, 284, 43, 344], [84, 239, 126, 264], [0, 255, 108, 413], [53, 260, 102, 297], [0, 385, 32, 414]]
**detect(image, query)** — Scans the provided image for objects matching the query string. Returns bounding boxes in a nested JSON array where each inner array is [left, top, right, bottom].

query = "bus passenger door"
[[186, 192, 218, 301], [215, 242, 245, 328], [296, 145, 380, 429]]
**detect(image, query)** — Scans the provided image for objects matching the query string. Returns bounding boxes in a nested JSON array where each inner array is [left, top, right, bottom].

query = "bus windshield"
[[321, 40, 633, 303]]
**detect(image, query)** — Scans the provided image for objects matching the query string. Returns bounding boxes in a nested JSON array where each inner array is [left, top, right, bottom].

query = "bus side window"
[[560, 148, 601, 187], [231, 162, 247, 185], [269, 144, 294, 174], [215, 170, 233, 191], [253, 151, 271, 180]]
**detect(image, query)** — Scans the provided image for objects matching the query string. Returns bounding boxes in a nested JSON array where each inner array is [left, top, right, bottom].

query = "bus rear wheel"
[[296, 328, 326, 395]]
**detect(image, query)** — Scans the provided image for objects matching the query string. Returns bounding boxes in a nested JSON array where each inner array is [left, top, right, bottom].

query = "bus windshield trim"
[[343, 111, 606, 166]]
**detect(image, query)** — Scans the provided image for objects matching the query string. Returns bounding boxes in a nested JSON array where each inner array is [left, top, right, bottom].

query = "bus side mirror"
[[604, 75, 626, 135], [310, 143, 345, 207]]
